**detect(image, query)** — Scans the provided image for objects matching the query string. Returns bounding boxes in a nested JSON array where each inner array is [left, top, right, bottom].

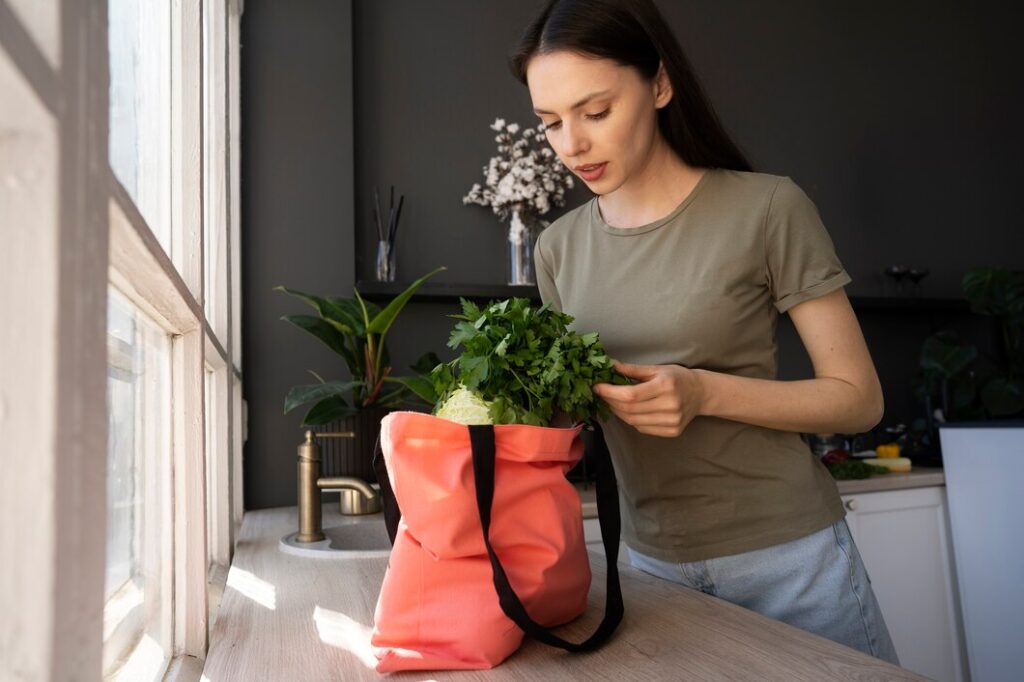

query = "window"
[[2, 0, 244, 677], [108, 0, 172, 253], [103, 286, 173, 678], [105, 0, 244, 675], [204, 0, 229, 342]]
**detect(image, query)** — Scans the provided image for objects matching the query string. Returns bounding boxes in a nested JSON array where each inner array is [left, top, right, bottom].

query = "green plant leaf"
[[323, 297, 369, 335], [283, 380, 363, 414], [355, 287, 377, 330], [980, 377, 1024, 416], [460, 355, 489, 387], [410, 351, 442, 376], [275, 286, 365, 335], [364, 266, 447, 336], [374, 386, 410, 408], [963, 268, 1024, 316], [387, 375, 437, 405], [279, 314, 355, 369], [301, 396, 358, 426], [431, 296, 628, 425], [273, 285, 331, 315], [920, 332, 977, 378]]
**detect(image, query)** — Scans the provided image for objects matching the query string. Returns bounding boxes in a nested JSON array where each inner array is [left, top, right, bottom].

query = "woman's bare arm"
[[695, 288, 884, 434]]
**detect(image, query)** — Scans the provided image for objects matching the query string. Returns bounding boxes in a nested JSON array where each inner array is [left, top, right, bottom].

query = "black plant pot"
[[313, 406, 392, 482]]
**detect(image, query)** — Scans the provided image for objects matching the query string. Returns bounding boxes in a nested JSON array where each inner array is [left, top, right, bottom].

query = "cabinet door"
[[842, 487, 968, 682]]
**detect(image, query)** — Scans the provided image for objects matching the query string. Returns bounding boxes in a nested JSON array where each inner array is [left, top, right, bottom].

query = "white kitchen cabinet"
[[583, 485, 969, 681], [842, 486, 969, 682]]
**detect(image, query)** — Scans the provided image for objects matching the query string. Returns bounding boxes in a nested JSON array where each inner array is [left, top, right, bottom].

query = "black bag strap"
[[468, 423, 624, 651], [372, 432, 401, 546], [373, 423, 624, 651]]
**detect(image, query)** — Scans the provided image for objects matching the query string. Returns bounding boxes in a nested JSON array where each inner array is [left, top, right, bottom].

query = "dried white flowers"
[[463, 118, 575, 231]]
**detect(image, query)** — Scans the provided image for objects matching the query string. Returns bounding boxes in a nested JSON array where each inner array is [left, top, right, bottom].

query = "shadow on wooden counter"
[[202, 504, 929, 681]]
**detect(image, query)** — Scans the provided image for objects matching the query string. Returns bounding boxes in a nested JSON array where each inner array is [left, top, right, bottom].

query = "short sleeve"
[[765, 177, 852, 313], [533, 230, 563, 313]]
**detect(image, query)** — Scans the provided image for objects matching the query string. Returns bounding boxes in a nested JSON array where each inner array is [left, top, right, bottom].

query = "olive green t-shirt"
[[534, 168, 850, 563]]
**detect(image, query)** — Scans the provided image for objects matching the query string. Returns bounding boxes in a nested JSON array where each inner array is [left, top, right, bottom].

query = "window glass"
[[108, 0, 171, 250], [104, 285, 171, 672]]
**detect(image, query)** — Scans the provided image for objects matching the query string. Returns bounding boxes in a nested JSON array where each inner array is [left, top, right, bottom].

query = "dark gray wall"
[[241, 0, 355, 509], [243, 0, 1021, 510]]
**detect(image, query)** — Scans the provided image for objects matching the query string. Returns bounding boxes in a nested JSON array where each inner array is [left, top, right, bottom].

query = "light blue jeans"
[[626, 518, 901, 666]]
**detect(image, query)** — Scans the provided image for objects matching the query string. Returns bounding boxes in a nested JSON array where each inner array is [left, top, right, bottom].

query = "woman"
[[512, 0, 901, 666]]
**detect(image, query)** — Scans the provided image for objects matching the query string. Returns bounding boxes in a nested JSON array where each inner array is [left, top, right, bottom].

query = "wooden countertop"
[[204, 504, 928, 681]]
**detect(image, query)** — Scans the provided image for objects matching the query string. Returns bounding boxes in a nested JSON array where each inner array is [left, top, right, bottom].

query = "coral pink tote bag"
[[369, 411, 623, 673]]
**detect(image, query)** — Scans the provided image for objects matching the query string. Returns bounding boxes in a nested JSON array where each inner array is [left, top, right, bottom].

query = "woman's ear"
[[654, 60, 673, 109]]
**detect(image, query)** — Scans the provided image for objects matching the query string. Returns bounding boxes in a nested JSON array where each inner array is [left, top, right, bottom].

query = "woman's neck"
[[597, 138, 705, 229]]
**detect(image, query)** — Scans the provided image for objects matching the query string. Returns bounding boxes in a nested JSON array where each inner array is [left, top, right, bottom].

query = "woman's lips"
[[577, 162, 607, 182]]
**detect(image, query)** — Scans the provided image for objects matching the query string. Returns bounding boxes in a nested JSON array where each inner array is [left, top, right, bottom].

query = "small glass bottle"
[[375, 239, 395, 282]]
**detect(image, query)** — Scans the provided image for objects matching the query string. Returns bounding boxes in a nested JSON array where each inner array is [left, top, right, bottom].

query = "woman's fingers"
[[593, 378, 662, 403]]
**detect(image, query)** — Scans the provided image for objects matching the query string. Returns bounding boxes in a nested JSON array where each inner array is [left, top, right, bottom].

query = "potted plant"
[[275, 266, 446, 480], [914, 267, 1024, 427]]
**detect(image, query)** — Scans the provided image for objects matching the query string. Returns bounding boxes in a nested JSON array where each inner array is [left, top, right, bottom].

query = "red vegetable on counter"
[[821, 449, 849, 465]]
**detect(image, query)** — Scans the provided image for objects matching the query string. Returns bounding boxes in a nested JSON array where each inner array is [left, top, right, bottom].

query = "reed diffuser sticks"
[[374, 185, 404, 281]]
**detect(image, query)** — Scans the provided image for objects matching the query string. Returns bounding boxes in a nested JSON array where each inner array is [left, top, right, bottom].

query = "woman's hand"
[[592, 360, 707, 437]]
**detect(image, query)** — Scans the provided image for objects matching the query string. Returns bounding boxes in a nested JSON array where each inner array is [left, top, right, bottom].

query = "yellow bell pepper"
[[875, 443, 901, 459]]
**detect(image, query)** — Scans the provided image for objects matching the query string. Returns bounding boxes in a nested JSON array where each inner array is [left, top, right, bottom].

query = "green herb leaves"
[[430, 297, 630, 426]]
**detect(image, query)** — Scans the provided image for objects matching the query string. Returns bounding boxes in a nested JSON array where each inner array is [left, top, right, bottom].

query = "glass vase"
[[507, 208, 542, 286], [375, 239, 396, 282]]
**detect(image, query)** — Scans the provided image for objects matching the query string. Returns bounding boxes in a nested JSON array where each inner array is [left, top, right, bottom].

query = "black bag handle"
[[468, 423, 624, 651], [372, 422, 624, 652], [372, 432, 401, 546]]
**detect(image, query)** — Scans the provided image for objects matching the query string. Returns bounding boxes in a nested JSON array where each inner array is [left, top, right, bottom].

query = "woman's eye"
[[542, 110, 607, 131]]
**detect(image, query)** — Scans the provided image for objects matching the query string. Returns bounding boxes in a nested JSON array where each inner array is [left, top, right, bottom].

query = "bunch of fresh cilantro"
[[430, 297, 631, 426]]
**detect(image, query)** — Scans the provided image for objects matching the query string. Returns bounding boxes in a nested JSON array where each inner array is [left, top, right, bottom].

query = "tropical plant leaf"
[[374, 386, 410, 408], [276, 285, 378, 337], [365, 266, 447, 335], [963, 268, 1024, 315], [387, 375, 437, 405], [410, 351, 442, 376], [301, 396, 358, 426], [283, 380, 363, 414], [280, 314, 355, 369], [273, 285, 331, 316], [980, 377, 1024, 416], [920, 332, 977, 378], [322, 297, 367, 336]]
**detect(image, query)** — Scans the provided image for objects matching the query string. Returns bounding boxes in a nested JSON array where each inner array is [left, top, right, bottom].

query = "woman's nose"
[[556, 121, 589, 159]]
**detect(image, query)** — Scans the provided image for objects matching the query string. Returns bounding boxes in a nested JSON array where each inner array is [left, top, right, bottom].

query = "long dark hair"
[[509, 0, 752, 172]]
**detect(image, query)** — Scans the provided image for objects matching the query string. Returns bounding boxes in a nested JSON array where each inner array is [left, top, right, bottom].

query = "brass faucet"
[[296, 429, 383, 543]]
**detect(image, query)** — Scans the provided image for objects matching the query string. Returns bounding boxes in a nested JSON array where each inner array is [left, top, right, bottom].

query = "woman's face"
[[526, 50, 671, 194]]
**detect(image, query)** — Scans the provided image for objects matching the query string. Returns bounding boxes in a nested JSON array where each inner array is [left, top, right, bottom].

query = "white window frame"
[[0, 0, 245, 679]]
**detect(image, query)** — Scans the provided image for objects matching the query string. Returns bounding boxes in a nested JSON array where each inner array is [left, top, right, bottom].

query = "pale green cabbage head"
[[435, 385, 494, 425]]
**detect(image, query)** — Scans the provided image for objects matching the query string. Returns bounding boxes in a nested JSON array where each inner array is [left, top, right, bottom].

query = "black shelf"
[[356, 280, 539, 304], [356, 280, 969, 311]]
